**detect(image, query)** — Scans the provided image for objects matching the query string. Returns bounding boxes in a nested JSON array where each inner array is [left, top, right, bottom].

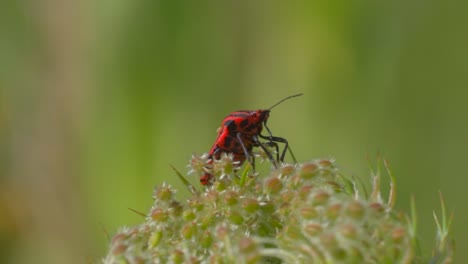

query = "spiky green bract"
[[103, 157, 453, 264]]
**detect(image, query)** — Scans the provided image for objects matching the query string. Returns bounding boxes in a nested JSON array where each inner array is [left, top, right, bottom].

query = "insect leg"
[[259, 135, 280, 161], [253, 136, 279, 168], [272, 136, 288, 162], [261, 120, 295, 163], [236, 133, 255, 171], [259, 134, 292, 163], [263, 120, 274, 138], [261, 121, 280, 160]]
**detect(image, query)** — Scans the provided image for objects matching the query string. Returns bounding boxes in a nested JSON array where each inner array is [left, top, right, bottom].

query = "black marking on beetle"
[[240, 119, 249, 128], [231, 145, 241, 153], [233, 141, 241, 149], [223, 135, 232, 148], [212, 147, 220, 158], [226, 120, 237, 131], [245, 122, 259, 133]]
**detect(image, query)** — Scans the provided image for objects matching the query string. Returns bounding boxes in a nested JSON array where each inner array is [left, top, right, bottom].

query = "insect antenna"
[[268, 93, 303, 110]]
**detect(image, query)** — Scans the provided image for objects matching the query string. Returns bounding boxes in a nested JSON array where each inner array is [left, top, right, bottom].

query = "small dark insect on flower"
[[200, 94, 303, 185]]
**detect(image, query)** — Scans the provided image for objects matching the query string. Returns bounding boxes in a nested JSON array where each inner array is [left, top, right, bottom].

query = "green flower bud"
[[326, 203, 342, 220], [320, 233, 338, 249], [242, 198, 259, 213], [298, 185, 314, 200], [285, 226, 302, 239], [153, 185, 173, 201], [188, 198, 205, 212], [223, 191, 238, 206], [280, 165, 296, 177], [299, 207, 318, 219], [304, 223, 323, 236], [200, 231, 213, 248], [346, 201, 365, 220], [169, 201, 183, 217], [369, 202, 385, 215], [111, 233, 127, 244], [148, 230, 163, 248], [111, 244, 126, 255], [300, 162, 318, 179], [313, 191, 330, 205], [200, 214, 214, 229], [171, 249, 184, 264], [228, 210, 244, 225], [260, 201, 275, 214], [182, 209, 196, 221], [150, 208, 168, 222], [215, 179, 228, 191], [181, 223, 196, 239], [318, 159, 334, 168], [331, 248, 347, 260], [340, 224, 357, 239], [239, 237, 257, 253], [265, 177, 283, 194], [392, 227, 406, 244], [245, 253, 261, 264], [216, 225, 229, 238], [205, 189, 220, 203]]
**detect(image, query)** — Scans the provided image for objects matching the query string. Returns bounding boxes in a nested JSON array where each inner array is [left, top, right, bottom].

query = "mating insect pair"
[[200, 93, 303, 186]]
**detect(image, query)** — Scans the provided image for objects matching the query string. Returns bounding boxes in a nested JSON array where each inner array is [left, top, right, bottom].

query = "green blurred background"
[[1, 0, 467, 263]]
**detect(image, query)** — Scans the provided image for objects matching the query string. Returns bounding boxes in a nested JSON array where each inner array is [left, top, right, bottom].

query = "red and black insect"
[[200, 93, 303, 185]]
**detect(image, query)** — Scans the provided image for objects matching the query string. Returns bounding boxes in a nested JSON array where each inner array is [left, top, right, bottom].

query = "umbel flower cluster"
[[103, 154, 453, 263]]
